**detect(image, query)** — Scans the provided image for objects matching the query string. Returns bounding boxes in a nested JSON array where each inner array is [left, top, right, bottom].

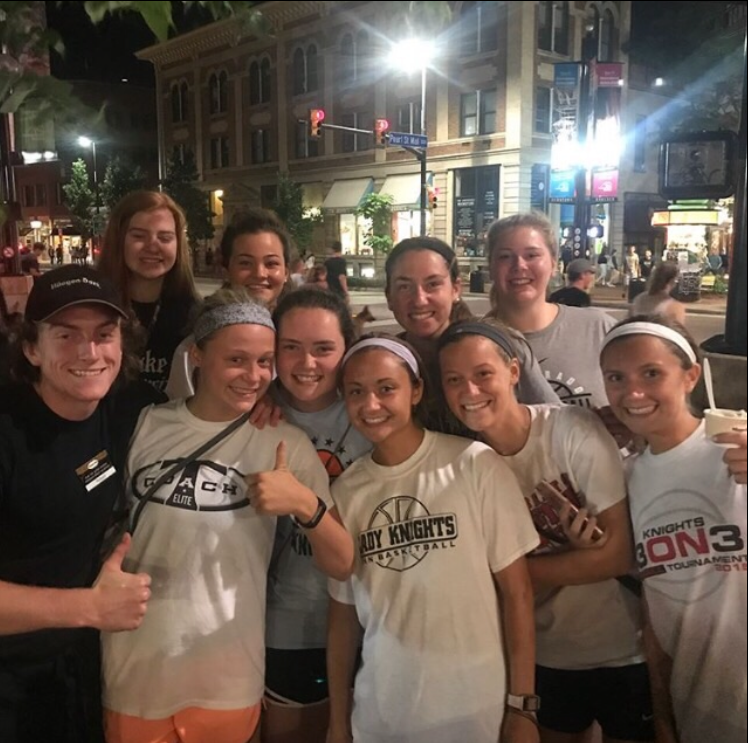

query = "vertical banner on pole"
[[550, 63, 583, 203], [589, 62, 623, 202]]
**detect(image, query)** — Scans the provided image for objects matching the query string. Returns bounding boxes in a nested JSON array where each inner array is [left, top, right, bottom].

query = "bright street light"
[[77, 136, 101, 245], [388, 38, 436, 236]]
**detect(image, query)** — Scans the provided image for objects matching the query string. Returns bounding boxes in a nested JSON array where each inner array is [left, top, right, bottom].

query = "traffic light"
[[373, 118, 390, 147], [309, 108, 325, 138], [427, 185, 439, 210]]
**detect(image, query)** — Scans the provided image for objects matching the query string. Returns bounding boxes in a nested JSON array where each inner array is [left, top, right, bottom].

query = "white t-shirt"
[[329, 430, 539, 743], [102, 399, 332, 719], [165, 335, 195, 400], [628, 422, 747, 743], [502, 404, 643, 669], [267, 397, 371, 649]]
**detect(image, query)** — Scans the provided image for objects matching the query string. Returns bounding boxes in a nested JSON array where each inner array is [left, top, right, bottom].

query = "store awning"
[[321, 178, 373, 214], [379, 173, 427, 212]]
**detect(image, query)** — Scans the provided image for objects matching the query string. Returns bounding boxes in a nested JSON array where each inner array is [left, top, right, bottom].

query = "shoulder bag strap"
[[129, 410, 251, 534]]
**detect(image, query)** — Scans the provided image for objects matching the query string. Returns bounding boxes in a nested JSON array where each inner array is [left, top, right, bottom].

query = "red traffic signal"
[[309, 108, 325, 138], [373, 118, 390, 146], [427, 185, 439, 210]]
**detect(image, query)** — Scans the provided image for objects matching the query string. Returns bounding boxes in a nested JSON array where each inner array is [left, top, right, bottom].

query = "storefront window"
[[453, 165, 500, 256], [393, 211, 424, 244], [339, 213, 372, 255]]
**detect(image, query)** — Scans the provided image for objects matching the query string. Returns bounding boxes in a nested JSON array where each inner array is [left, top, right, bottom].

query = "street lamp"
[[388, 38, 435, 236], [77, 136, 100, 240]]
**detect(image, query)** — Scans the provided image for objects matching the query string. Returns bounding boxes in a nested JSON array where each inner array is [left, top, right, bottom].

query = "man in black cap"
[[0, 265, 160, 743], [549, 258, 597, 308]]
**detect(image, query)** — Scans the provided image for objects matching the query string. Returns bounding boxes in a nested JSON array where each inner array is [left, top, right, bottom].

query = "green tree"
[[101, 155, 147, 211], [356, 193, 394, 255], [161, 147, 214, 262], [271, 172, 321, 253], [1, 2, 267, 119], [62, 158, 94, 244]]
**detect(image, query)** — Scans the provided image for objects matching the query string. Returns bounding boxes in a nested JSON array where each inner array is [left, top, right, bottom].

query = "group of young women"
[[63, 191, 745, 743]]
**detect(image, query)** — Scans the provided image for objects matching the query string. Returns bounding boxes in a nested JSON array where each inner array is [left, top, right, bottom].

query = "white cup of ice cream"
[[704, 408, 748, 438]]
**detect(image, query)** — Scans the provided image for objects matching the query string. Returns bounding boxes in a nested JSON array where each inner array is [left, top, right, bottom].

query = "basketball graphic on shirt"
[[318, 450, 344, 480], [544, 370, 594, 408], [358, 496, 459, 572]]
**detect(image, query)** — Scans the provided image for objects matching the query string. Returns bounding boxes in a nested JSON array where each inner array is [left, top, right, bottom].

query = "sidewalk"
[[581, 283, 727, 316], [454, 283, 727, 317]]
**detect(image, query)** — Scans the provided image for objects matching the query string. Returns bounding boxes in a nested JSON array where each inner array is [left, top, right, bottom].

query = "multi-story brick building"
[[138, 1, 652, 276]]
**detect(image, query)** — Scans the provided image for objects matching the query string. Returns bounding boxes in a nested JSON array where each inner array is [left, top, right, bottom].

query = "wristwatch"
[[506, 694, 541, 712], [292, 496, 327, 530]]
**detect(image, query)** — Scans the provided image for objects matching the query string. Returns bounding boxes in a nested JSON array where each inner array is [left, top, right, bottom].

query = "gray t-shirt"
[[266, 396, 371, 649], [524, 305, 617, 409]]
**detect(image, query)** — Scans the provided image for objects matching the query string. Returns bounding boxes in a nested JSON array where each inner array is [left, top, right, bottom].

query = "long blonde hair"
[[97, 190, 197, 307]]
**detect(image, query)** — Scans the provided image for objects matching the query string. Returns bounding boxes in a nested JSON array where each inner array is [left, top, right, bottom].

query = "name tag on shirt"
[[76, 451, 117, 492]]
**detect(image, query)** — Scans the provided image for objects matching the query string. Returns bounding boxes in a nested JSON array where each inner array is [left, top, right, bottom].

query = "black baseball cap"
[[25, 265, 127, 323]]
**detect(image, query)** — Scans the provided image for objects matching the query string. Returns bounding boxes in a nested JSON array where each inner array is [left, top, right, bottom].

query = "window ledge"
[[457, 49, 499, 64]]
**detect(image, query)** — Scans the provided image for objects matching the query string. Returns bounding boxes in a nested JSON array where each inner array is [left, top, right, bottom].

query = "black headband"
[[438, 321, 517, 360]]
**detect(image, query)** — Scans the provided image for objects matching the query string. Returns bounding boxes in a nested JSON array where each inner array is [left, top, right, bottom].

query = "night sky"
[[44, 1, 714, 86], [45, 1, 215, 86]]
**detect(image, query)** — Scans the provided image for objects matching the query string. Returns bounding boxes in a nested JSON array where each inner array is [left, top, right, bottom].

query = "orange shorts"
[[104, 703, 261, 743]]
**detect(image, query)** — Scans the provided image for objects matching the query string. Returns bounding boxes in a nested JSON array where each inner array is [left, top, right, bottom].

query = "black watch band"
[[292, 496, 327, 530]]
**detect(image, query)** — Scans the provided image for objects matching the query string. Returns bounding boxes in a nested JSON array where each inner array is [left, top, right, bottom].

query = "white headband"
[[601, 321, 697, 364], [341, 337, 420, 377]]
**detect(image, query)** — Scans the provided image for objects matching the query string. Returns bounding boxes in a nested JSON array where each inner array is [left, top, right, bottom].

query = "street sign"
[[388, 132, 428, 148]]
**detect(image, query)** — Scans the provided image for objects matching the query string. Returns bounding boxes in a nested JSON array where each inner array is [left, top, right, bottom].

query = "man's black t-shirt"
[[0, 382, 160, 662], [20, 254, 39, 275], [548, 286, 592, 308], [324, 256, 347, 297], [132, 296, 197, 393]]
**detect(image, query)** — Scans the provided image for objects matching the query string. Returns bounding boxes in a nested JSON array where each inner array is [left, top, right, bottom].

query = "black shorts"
[[265, 648, 329, 705], [536, 663, 654, 741]]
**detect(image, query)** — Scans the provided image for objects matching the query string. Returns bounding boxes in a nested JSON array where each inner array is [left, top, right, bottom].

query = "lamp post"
[[572, 26, 598, 261], [388, 39, 435, 236], [77, 136, 100, 245]]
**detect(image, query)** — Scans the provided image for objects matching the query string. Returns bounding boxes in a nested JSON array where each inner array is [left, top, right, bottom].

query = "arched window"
[[250, 59, 272, 104], [179, 82, 188, 120], [292, 44, 319, 96], [209, 71, 228, 114], [171, 84, 181, 122], [292, 48, 306, 95], [171, 82, 188, 123], [599, 9, 615, 61], [260, 58, 271, 103], [306, 44, 319, 92], [355, 31, 369, 79], [249, 61, 260, 105], [340, 34, 355, 86]]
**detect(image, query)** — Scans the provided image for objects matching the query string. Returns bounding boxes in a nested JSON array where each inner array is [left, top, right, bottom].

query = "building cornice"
[[136, 1, 330, 66]]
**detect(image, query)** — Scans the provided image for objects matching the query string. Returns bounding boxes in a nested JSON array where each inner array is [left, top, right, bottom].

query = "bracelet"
[[505, 708, 539, 727]]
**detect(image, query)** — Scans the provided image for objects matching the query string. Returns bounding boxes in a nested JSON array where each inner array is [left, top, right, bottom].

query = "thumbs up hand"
[[90, 533, 151, 632], [246, 441, 319, 520]]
